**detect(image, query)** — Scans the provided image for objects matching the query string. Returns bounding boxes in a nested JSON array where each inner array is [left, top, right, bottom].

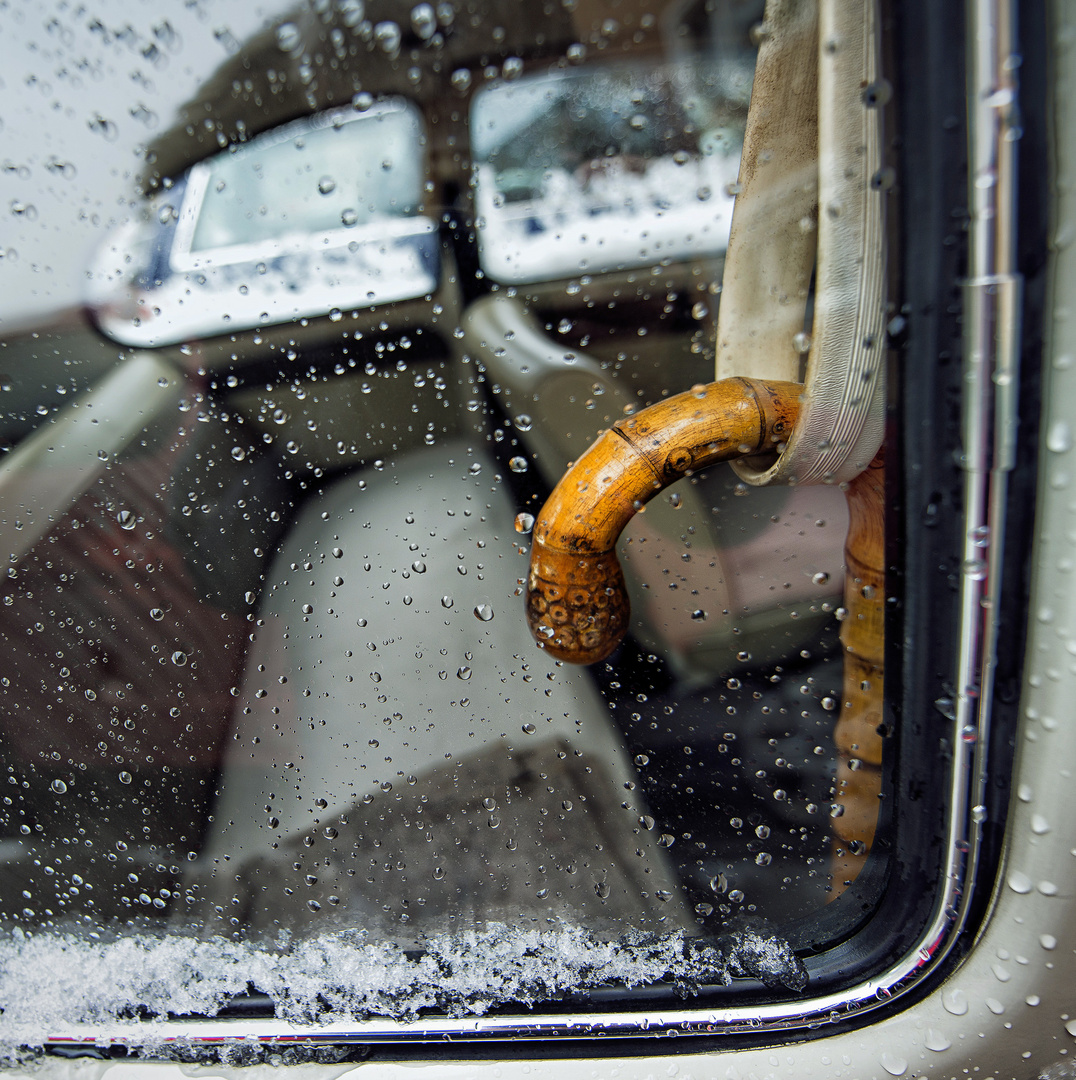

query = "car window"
[[0, 0, 985, 1058]]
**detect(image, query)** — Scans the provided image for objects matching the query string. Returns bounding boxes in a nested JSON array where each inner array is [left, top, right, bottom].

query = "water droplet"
[[276, 22, 302, 51], [508, 456, 529, 473], [456, 666, 472, 681], [473, 603, 494, 622], [514, 512, 535, 534], [521, 722, 536, 734], [879, 1051, 908, 1076], [50, 779, 67, 795], [923, 1028, 951, 1052], [934, 697, 957, 720], [1048, 419, 1073, 453], [812, 571, 830, 586], [332, 547, 344, 559], [943, 988, 968, 1015], [969, 524, 991, 547], [317, 176, 336, 196], [412, 560, 427, 574], [441, 595, 454, 609], [373, 20, 402, 54], [149, 608, 165, 622], [691, 609, 707, 621], [116, 509, 136, 531], [793, 330, 812, 355], [118, 771, 133, 785], [410, 2, 436, 38], [171, 650, 187, 666], [961, 558, 988, 580], [1007, 869, 1033, 894], [634, 754, 649, 767]]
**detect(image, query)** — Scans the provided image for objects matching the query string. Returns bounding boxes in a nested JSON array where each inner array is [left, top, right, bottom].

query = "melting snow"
[[0, 923, 806, 1059]]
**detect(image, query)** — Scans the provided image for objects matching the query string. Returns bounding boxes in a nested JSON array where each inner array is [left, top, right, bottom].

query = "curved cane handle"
[[525, 377, 802, 664]]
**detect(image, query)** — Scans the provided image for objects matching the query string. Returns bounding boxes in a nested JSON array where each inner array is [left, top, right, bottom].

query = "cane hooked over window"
[[522, 0, 888, 885]]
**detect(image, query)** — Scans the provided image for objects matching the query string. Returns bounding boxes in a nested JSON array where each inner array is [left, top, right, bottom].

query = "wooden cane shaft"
[[831, 451, 885, 890]]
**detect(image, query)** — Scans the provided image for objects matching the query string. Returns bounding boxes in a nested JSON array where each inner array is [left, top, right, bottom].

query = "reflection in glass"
[[184, 103, 423, 256], [472, 56, 751, 282]]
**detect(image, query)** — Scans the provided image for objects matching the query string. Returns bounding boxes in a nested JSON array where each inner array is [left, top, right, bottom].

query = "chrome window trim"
[[39, 0, 1021, 1051]]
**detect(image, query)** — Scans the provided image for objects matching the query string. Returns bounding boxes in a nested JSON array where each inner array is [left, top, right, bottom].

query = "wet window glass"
[[91, 100, 438, 347], [472, 56, 750, 282], [0, 0, 912, 1049], [182, 101, 424, 257]]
